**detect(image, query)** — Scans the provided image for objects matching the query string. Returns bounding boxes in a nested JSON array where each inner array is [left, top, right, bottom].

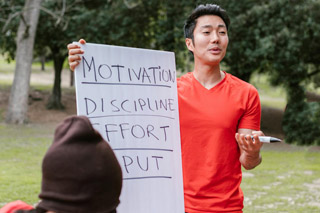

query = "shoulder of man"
[[225, 72, 258, 91]]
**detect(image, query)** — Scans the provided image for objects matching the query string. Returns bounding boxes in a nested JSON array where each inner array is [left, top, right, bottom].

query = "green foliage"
[[257, 1, 320, 86], [0, 0, 24, 61], [282, 85, 320, 145], [221, 0, 267, 82], [221, 0, 320, 145], [283, 102, 320, 145], [1, 0, 320, 144]]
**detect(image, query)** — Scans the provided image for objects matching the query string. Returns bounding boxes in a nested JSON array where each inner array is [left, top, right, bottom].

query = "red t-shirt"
[[177, 72, 261, 212], [0, 200, 34, 213]]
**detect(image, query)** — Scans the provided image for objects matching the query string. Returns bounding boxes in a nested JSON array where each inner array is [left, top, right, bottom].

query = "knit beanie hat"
[[37, 115, 122, 213]]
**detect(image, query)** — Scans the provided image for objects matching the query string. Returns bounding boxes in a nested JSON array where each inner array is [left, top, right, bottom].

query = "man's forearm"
[[240, 152, 262, 170]]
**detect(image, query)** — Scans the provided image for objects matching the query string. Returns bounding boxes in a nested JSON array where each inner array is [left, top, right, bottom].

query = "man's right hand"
[[67, 39, 86, 71]]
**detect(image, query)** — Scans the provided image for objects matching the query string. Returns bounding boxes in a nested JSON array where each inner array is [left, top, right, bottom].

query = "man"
[[178, 4, 263, 213], [67, 4, 263, 212]]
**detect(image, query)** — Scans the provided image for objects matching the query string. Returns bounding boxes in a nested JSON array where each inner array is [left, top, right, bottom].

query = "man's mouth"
[[209, 47, 222, 54]]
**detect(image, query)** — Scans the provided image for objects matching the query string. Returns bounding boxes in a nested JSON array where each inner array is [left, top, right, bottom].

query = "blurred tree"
[[282, 85, 320, 145], [264, 0, 320, 145], [35, 0, 100, 109], [0, 0, 24, 62], [151, 1, 192, 69], [4, 0, 42, 124], [36, 0, 194, 109], [36, 0, 160, 109], [224, 0, 320, 145], [1, 0, 319, 142], [221, 0, 269, 82], [2, 0, 191, 110]]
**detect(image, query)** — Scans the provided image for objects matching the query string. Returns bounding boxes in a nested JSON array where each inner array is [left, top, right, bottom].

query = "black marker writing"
[[105, 123, 170, 142], [121, 155, 164, 174], [84, 97, 175, 115], [81, 56, 176, 85]]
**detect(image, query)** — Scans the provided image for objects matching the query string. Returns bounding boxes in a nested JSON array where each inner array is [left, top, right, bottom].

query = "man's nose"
[[210, 32, 219, 43]]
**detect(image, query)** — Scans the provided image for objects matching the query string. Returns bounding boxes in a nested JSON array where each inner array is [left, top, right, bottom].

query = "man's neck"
[[193, 64, 225, 90]]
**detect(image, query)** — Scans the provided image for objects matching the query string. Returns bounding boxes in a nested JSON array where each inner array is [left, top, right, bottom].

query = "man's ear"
[[185, 38, 194, 52]]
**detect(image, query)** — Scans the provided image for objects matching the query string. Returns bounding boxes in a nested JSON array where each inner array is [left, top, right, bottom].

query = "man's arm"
[[235, 129, 264, 170]]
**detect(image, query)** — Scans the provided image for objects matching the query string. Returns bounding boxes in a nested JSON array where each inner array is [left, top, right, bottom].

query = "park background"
[[0, 0, 319, 212]]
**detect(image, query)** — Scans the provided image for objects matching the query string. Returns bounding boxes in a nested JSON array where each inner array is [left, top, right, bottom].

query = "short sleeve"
[[238, 85, 261, 130]]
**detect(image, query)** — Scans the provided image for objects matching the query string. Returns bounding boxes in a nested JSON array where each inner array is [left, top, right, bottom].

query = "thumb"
[[79, 38, 86, 44]]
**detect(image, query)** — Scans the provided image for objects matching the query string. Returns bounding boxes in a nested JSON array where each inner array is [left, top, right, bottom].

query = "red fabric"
[[177, 72, 261, 212], [0, 200, 33, 213]]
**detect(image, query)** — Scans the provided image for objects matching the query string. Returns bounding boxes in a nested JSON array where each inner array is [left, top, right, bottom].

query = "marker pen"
[[251, 136, 282, 143]]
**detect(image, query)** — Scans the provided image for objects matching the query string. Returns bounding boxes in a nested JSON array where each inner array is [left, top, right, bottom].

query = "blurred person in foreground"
[[0, 115, 122, 213], [67, 4, 264, 212]]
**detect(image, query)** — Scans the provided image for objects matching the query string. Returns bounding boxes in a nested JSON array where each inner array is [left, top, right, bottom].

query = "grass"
[[0, 125, 320, 212], [0, 56, 72, 92], [0, 82, 53, 92], [0, 55, 55, 74], [242, 149, 320, 212], [0, 124, 54, 207]]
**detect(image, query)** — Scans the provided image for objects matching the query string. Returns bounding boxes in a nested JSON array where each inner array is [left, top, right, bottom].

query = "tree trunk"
[[6, 0, 42, 124], [40, 54, 46, 71], [46, 52, 66, 109]]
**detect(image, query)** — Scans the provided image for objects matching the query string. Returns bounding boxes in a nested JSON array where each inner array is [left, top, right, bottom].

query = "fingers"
[[68, 54, 81, 61], [67, 39, 86, 49], [236, 133, 253, 144], [68, 55, 81, 65], [242, 134, 252, 150], [67, 41, 85, 71], [67, 42, 84, 54], [68, 49, 83, 71], [69, 61, 80, 71], [67, 43, 78, 50], [79, 38, 86, 44], [236, 133, 262, 152], [69, 48, 84, 55], [251, 134, 259, 143], [236, 133, 248, 151]]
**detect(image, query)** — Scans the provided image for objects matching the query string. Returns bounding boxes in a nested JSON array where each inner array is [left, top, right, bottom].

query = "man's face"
[[186, 15, 229, 66]]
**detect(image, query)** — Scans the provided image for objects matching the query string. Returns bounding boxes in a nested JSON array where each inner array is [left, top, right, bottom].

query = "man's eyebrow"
[[200, 24, 226, 29], [200, 25, 213, 29]]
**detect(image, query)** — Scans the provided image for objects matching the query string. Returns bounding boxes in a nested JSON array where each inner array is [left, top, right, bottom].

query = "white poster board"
[[74, 43, 184, 213]]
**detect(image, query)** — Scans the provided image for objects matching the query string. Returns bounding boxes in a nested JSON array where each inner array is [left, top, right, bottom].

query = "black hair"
[[184, 4, 230, 41]]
